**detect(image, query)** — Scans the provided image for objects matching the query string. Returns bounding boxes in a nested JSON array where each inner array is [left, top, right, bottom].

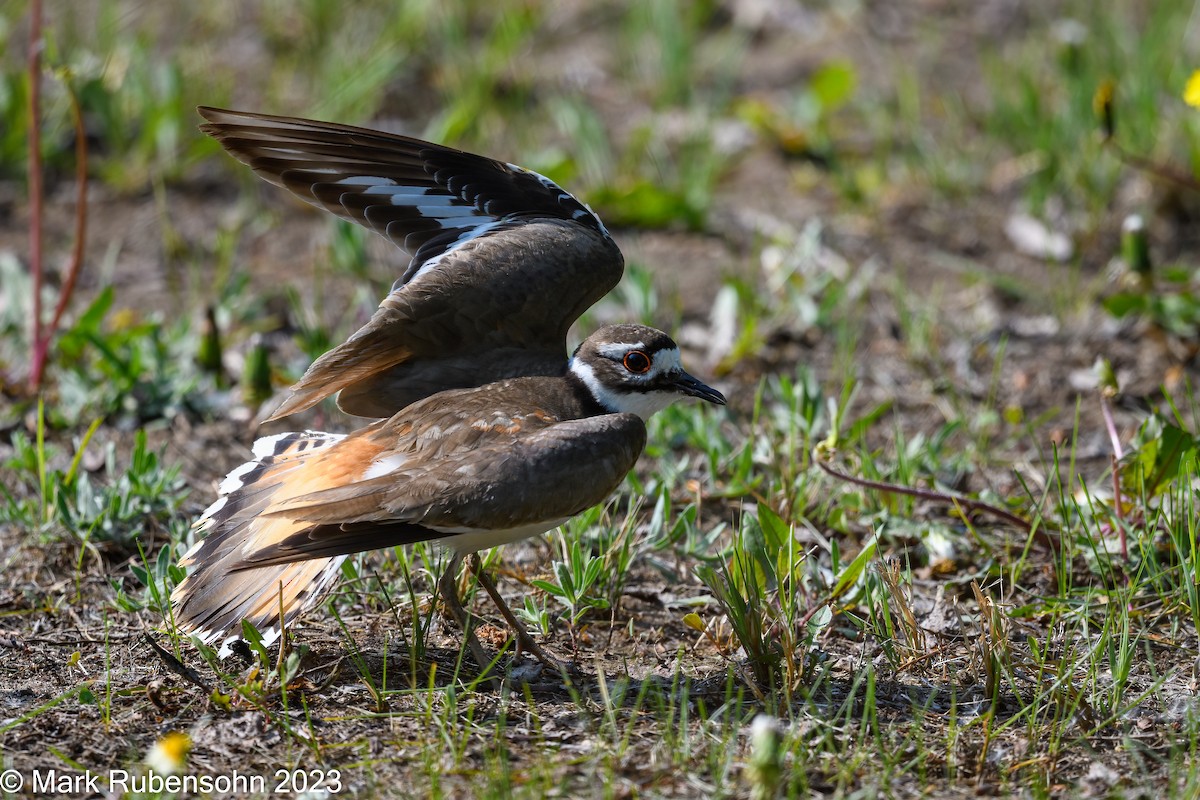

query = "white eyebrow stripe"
[[648, 347, 681, 378], [593, 344, 682, 380], [596, 342, 645, 359]]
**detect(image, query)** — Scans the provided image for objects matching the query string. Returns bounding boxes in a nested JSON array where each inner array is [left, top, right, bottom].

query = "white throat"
[[569, 357, 679, 421]]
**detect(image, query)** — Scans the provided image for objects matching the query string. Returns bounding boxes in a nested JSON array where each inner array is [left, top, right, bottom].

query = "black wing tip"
[[195, 105, 613, 256], [198, 105, 295, 125], [197, 106, 263, 145], [197, 105, 254, 129]]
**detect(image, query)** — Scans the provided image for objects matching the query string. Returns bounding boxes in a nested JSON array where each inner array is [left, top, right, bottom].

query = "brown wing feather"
[[197, 107, 624, 420], [245, 412, 647, 564], [267, 219, 618, 419], [235, 520, 440, 567]]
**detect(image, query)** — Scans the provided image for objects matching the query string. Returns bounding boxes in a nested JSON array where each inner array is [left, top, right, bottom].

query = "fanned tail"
[[170, 431, 349, 657]]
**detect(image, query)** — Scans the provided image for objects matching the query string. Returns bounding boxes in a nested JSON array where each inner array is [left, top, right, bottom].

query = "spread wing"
[[198, 107, 624, 419]]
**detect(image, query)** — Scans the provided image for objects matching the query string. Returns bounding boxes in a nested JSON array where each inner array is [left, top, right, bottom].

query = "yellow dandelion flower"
[[145, 731, 190, 775], [1185, 70, 1200, 109]]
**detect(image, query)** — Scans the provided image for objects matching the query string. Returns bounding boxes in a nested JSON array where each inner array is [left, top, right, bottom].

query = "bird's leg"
[[436, 552, 499, 686], [467, 553, 567, 674]]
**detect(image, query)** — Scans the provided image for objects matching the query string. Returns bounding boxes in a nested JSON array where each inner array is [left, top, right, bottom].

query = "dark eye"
[[622, 351, 652, 374]]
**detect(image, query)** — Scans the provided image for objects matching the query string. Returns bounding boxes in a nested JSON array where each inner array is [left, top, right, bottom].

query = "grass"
[[980, 2, 1200, 218], [3, 0, 1200, 797], [0, 404, 186, 551]]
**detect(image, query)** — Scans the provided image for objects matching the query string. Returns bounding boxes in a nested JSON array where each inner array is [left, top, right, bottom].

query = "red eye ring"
[[623, 351, 652, 374]]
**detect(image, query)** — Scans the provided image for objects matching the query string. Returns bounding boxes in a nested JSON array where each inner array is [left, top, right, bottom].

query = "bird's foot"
[[468, 553, 574, 676]]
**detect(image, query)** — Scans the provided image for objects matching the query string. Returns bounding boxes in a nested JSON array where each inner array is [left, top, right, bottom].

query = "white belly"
[[435, 519, 569, 554]]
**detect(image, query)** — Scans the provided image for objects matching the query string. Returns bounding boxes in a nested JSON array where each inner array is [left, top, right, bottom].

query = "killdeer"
[[173, 109, 726, 670], [196, 107, 624, 420], [171, 323, 725, 668]]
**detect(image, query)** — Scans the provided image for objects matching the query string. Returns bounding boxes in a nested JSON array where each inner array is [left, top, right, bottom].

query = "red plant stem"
[[1109, 140, 1200, 193], [41, 86, 88, 349], [1110, 453, 1128, 560], [815, 456, 1034, 532], [1099, 394, 1123, 460], [26, 12, 89, 390], [27, 0, 44, 392], [1099, 395, 1129, 559], [815, 453, 1060, 553]]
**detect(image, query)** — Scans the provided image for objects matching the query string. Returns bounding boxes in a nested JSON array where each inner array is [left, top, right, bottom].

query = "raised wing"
[[198, 107, 625, 419]]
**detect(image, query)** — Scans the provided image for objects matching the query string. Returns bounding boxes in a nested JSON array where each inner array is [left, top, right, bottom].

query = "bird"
[[195, 107, 625, 421], [171, 109, 726, 672], [170, 323, 725, 668]]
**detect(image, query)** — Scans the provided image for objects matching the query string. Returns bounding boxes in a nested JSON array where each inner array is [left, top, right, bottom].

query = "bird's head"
[[569, 324, 726, 420]]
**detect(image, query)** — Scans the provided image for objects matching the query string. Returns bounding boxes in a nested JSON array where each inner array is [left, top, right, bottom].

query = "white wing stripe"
[[218, 461, 258, 495], [408, 220, 506, 282], [337, 176, 400, 187]]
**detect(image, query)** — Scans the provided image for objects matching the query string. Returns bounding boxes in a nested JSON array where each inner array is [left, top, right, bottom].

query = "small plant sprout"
[[747, 714, 784, 800], [530, 531, 611, 630], [1120, 214, 1151, 283], [241, 334, 274, 408]]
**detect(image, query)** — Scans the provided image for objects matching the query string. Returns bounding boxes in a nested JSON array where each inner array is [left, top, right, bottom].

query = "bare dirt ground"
[[2, 0, 1199, 797]]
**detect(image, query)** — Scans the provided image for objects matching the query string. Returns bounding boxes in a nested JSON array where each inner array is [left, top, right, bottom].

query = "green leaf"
[[805, 606, 833, 635], [530, 579, 566, 598], [810, 61, 857, 110], [830, 533, 878, 601], [1102, 292, 1148, 319], [77, 285, 115, 333], [756, 505, 791, 554], [847, 400, 893, 444], [592, 181, 698, 229], [553, 561, 575, 596], [1145, 423, 1198, 495]]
